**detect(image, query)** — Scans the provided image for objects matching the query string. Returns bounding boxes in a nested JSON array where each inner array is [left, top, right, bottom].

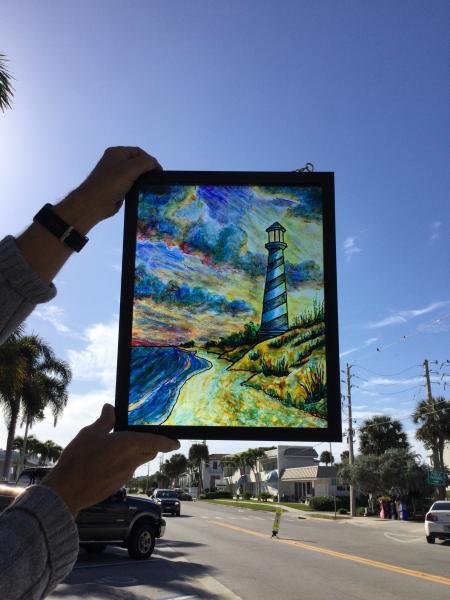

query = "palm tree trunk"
[[19, 415, 31, 474], [2, 402, 19, 480]]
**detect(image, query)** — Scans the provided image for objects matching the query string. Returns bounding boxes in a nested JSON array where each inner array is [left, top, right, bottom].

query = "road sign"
[[427, 471, 446, 486]]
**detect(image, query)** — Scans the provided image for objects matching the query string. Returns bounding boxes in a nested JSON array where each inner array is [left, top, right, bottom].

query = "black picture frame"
[[115, 170, 341, 441]]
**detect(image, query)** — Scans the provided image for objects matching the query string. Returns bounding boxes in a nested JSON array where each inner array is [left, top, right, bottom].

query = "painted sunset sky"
[[132, 185, 324, 345]]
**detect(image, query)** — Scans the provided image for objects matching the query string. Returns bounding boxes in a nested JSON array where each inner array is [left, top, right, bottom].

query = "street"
[[49, 500, 450, 600]]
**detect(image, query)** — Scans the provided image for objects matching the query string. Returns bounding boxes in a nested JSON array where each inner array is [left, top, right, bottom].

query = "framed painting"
[[115, 171, 341, 441]]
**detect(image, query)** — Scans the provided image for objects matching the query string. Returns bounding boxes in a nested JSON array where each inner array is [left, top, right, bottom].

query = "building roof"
[[283, 447, 318, 458], [263, 446, 318, 459], [208, 454, 227, 460], [280, 466, 338, 481]]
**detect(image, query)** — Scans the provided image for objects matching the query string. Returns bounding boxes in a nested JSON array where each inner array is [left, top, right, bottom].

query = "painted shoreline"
[[128, 346, 211, 425]]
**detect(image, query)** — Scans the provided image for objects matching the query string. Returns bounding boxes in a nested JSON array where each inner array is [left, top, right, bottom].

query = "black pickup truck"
[[0, 467, 165, 560]]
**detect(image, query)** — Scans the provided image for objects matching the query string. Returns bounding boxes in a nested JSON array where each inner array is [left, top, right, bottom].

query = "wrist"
[[42, 472, 80, 517], [54, 190, 104, 235]]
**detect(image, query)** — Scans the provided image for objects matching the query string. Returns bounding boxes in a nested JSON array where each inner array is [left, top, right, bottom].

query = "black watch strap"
[[33, 203, 89, 252]]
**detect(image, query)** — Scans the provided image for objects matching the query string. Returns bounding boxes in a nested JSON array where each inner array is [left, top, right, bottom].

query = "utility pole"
[[347, 363, 356, 517], [423, 359, 444, 499]]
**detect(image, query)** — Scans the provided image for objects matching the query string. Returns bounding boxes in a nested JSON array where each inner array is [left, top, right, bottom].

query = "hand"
[[56, 146, 162, 233], [41, 404, 179, 516]]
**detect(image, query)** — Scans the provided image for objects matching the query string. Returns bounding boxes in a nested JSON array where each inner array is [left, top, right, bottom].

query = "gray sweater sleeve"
[[0, 486, 79, 600], [0, 235, 57, 345], [0, 235, 80, 597]]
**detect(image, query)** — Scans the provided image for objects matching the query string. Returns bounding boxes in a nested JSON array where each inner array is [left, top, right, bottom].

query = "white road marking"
[[384, 532, 423, 544]]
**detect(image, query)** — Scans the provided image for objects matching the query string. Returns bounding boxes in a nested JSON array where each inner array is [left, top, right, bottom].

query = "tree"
[[412, 397, 450, 499], [0, 331, 71, 479], [162, 453, 187, 487], [339, 448, 433, 506], [319, 450, 334, 466], [188, 443, 209, 494], [241, 448, 267, 499], [359, 415, 409, 456], [0, 53, 14, 112], [340, 450, 349, 462]]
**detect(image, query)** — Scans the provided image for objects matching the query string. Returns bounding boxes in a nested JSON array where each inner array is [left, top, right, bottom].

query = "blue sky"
[[1, 1, 449, 473]]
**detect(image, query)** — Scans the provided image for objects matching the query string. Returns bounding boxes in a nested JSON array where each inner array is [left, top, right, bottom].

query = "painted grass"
[[199, 499, 284, 512]]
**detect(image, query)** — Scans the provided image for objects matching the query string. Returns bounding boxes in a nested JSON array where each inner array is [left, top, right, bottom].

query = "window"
[[212, 461, 218, 470]]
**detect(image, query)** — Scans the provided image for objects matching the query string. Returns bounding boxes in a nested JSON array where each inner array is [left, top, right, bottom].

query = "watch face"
[[116, 171, 340, 441]]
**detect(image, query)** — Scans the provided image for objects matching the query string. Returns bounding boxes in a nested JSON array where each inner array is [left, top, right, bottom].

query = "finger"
[[91, 403, 116, 433]]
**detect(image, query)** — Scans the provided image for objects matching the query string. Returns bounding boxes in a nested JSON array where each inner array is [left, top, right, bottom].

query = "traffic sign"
[[427, 471, 446, 486]]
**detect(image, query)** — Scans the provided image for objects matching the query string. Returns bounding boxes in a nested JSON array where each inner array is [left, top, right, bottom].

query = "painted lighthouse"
[[257, 222, 289, 341]]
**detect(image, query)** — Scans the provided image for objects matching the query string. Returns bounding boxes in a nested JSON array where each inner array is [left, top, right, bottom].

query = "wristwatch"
[[33, 203, 89, 252]]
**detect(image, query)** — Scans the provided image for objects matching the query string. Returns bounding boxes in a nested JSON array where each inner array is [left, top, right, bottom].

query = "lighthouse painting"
[[126, 182, 332, 432], [258, 222, 289, 341]]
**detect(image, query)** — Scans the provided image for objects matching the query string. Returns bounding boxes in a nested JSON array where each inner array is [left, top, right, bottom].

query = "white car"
[[424, 501, 450, 544]]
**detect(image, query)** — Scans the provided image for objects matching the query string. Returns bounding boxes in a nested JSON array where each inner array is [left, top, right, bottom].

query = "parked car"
[[424, 501, 450, 544], [151, 488, 181, 516], [0, 467, 166, 559], [173, 489, 193, 501]]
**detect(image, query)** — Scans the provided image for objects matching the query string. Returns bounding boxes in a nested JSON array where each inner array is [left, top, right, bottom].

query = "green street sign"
[[427, 471, 446, 486]]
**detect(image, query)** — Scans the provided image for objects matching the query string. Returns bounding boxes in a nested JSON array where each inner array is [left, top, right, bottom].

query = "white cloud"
[[340, 336, 378, 358], [34, 305, 72, 334], [430, 221, 441, 242], [360, 376, 422, 388], [67, 319, 119, 386], [343, 236, 361, 262], [368, 301, 449, 329]]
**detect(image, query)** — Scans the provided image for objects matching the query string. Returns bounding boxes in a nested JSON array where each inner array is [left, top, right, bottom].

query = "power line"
[[351, 364, 421, 377]]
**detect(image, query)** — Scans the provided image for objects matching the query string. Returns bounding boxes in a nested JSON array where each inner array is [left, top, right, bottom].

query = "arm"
[[0, 147, 160, 343], [0, 404, 179, 600]]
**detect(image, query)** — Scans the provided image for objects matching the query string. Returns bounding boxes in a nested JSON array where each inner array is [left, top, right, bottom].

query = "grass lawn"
[[199, 499, 284, 512], [306, 514, 350, 520], [277, 502, 313, 511]]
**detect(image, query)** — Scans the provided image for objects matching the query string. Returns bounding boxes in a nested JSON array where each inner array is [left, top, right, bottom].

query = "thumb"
[[92, 403, 116, 433]]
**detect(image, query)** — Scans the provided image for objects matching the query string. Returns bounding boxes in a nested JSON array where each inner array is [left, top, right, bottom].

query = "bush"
[[260, 492, 271, 502], [242, 491, 252, 500], [203, 491, 233, 499], [261, 355, 289, 376], [338, 508, 348, 515], [309, 496, 349, 511], [356, 506, 366, 516]]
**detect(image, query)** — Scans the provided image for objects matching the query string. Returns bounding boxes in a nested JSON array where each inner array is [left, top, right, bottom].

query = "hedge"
[[309, 496, 349, 511]]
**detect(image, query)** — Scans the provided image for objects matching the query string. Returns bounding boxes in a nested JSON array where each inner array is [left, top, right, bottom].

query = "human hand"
[[41, 404, 179, 517], [56, 146, 161, 234]]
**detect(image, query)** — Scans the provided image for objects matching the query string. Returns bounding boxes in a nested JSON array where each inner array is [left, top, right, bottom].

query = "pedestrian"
[[0, 147, 180, 600]]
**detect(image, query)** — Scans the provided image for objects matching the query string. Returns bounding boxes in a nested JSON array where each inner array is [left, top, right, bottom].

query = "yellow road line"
[[207, 520, 450, 587]]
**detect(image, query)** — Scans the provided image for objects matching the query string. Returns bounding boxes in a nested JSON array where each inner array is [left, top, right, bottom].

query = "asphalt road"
[[49, 500, 450, 600]]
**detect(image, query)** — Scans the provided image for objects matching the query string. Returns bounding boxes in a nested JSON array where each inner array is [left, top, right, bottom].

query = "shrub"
[[261, 355, 289, 376], [292, 299, 324, 328], [260, 492, 271, 502], [309, 496, 349, 511], [243, 491, 252, 500], [356, 507, 366, 516], [300, 361, 326, 404], [249, 350, 260, 360], [204, 491, 233, 499], [338, 508, 348, 515]]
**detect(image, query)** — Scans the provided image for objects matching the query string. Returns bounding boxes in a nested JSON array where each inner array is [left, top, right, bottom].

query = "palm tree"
[[161, 453, 187, 487], [0, 53, 14, 112], [38, 440, 63, 465], [359, 415, 409, 456], [188, 443, 209, 494], [0, 327, 30, 479], [319, 450, 334, 466], [242, 448, 266, 499], [0, 331, 71, 479], [412, 397, 450, 498]]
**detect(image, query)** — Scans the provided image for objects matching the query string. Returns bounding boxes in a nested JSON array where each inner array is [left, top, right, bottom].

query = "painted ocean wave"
[[128, 346, 211, 425]]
